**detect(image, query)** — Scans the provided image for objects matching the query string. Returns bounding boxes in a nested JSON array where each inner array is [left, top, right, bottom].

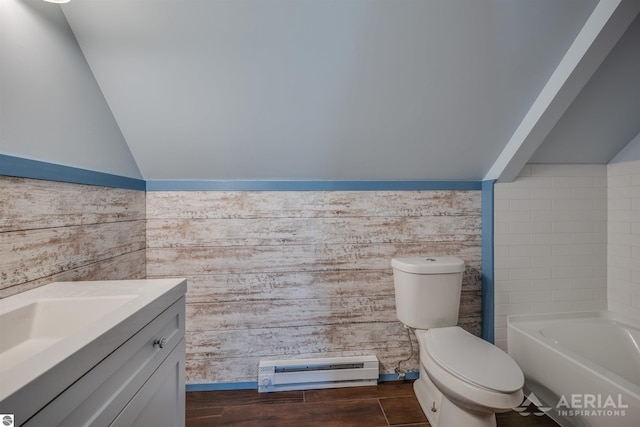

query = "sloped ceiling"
[[0, 0, 143, 179], [59, 0, 637, 181], [530, 12, 640, 164]]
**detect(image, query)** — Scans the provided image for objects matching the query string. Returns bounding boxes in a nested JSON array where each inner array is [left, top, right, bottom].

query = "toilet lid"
[[424, 327, 524, 393]]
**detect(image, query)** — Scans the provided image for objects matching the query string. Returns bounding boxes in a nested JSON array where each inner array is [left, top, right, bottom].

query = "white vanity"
[[0, 278, 187, 427]]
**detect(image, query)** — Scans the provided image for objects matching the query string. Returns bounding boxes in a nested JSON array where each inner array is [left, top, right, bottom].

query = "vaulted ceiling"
[[530, 9, 640, 165], [12, 0, 640, 182]]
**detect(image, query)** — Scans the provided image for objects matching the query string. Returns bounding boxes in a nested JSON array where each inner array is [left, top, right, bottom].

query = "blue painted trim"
[[0, 154, 482, 193], [481, 180, 496, 343], [379, 371, 419, 381], [186, 382, 258, 391], [185, 373, 420, 391], [146, 180, 482, 191], [0, 154, 146, 191]]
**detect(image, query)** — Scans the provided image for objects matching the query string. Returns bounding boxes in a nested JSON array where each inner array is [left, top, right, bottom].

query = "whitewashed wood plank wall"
[[146, 190, 482, 384], [0, 176, 146, 297]]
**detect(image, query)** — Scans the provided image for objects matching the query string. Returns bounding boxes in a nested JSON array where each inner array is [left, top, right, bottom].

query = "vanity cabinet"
[[22, 296, 186, 427]]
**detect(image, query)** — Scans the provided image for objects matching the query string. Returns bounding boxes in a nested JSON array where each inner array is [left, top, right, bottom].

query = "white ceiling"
[[0, 0, 143, 179], [530, 12, 640, 164], [59, 0, 638, 181]]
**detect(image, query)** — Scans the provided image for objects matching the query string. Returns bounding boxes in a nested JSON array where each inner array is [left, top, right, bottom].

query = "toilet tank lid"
[[391, 257, 464, 274]]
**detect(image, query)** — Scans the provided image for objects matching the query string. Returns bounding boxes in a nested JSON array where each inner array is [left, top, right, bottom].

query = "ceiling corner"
[[485, 0, 640, 183]]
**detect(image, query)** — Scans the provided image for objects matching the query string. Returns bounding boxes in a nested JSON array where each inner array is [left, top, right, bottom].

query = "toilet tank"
[[392, 256, 465, 329]]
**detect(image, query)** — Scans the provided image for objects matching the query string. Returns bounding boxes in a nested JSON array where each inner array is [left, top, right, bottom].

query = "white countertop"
[[0, 278, 186, 415]]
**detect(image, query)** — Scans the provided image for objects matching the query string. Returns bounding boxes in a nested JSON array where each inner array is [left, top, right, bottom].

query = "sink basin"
[[0, 278, 187, 415], [0, 295, 136, 372], [0, 279, 187, 425]]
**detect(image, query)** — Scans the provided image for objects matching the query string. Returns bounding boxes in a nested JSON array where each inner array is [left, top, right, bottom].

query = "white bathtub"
[[507, 311, 640, 427]]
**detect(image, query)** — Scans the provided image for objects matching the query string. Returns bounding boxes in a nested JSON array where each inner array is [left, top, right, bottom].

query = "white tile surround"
[[607, 159, 640, 324], [494, 164, 608, 350]]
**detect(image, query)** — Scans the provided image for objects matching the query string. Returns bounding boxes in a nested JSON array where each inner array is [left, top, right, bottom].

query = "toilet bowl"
[[392, 256, 524, 427], [414, 327, 524, 427]]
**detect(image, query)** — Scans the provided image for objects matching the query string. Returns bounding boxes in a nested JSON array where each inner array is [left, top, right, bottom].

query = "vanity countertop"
[[0, 278, 186, 410]]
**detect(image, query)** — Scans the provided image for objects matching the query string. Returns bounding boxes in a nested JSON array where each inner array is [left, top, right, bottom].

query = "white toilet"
[[392, 256, 524, 427]]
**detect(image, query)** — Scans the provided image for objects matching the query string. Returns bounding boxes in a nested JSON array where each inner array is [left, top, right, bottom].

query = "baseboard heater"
[[258, 355, 379, 392]]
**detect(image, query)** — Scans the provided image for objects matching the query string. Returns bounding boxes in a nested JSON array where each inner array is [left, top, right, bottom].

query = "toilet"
[[392, 256, 524, 427]]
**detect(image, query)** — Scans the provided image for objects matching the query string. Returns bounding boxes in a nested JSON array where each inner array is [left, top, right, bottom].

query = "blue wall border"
[[146, 180, 481, 191], [0, 155, 482, 192], [0, 154, 145, 191], [187, 381, 258, 391], [481, 180, 495, 343]]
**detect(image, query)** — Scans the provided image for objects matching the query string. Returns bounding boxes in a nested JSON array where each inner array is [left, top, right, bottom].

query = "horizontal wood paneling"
[[147, 216, 480, 247], [146, 242, 480, 275], [186, 318, 481, 361], [0, 176, 144, 232], [146, 191, 480, 219], [1, 251, 146, 298], [187, 315, 483, 384], [2, 221, 145, 286], [181, 271, 396, 303], [3, 179, 482, 384], [1, 176, 145, 297], [177, 270, 480, 304], [186, 297, 398, 330], [147, 190, 482, 384]]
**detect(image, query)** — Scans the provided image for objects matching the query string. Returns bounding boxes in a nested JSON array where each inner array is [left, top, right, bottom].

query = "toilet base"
[[414, 365, 497, 427], [413, 372, 442, 427]]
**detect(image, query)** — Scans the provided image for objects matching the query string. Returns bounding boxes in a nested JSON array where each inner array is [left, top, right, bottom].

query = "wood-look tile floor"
[[186, 381, 561, 427]]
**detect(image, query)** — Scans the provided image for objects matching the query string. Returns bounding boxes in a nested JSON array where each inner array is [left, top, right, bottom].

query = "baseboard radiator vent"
[[258, 355, 379, 393]]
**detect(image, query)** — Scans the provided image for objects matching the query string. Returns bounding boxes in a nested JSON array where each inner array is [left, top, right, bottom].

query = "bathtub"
[[507, 311, 640, 427]]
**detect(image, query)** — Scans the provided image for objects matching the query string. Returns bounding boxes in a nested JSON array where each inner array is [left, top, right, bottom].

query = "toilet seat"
[[419, 327, 524, 393]]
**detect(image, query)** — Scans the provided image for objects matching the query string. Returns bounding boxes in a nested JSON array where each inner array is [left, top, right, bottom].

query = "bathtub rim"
[[507, 310, 640, 401]]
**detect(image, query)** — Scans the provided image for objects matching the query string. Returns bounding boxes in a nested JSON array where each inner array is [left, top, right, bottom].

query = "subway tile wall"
[[494, 164, 607, 349], [607, 159, 640, 324]]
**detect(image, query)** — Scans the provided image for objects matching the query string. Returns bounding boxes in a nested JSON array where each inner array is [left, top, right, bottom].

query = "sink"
[[0, 279, 187, 425], [0, 295, 136, 372]]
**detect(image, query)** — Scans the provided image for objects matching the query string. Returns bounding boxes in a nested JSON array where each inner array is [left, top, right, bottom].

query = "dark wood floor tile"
[[187, 389, 303, 409], [186, 414, 221, 427], [304, 381, 415, 402], [380, 395, 429, 426], [185, 384, 562, 427], [496, 409, 560, 427], [187, 407, 224, 418], [218, 400, 389, 427]]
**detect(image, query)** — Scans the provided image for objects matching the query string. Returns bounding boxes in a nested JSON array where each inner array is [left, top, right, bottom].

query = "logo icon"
[[513, 392, 552, 416], [1, 414, 14, 427]]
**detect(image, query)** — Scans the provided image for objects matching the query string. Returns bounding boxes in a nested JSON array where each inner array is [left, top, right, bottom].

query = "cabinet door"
[[110, 338, 185, 427]]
